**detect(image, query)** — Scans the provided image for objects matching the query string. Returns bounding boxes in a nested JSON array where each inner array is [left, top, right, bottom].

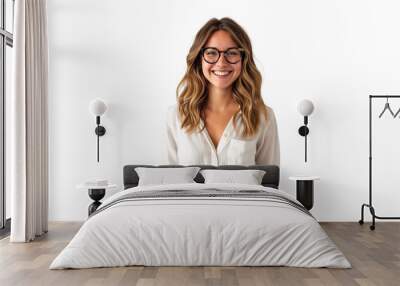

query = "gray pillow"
[[135, 167, 201, 186], [200, 169, 266, 185]]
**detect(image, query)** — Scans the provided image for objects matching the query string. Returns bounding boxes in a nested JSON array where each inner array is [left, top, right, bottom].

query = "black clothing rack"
[[359, 95, 400, 230]]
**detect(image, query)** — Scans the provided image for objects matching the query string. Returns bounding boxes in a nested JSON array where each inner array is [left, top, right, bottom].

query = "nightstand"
[[77, 183, 117, 216], [288, 176, 320, 210]]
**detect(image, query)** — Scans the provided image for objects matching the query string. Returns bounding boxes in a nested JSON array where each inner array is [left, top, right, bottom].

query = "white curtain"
[[9, 0, 48, 242]]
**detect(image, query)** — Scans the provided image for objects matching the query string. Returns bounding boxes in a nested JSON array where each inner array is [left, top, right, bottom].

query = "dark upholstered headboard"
[[123, 165, 280, 189]]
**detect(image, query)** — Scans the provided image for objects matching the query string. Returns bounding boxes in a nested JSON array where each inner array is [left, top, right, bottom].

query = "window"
[[0, 0, 14, 234]]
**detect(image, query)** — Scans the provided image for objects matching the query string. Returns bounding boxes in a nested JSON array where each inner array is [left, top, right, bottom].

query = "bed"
[[50, 165, 351, 269]]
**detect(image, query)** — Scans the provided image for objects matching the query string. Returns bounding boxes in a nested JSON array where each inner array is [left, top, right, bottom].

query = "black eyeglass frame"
[[201, 47, 246, 64]]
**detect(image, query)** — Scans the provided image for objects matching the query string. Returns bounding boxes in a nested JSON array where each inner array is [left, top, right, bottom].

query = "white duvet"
[[50, 183, 351, 269]]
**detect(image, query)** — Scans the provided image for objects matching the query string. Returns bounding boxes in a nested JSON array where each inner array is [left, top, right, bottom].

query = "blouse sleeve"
[[255, 107, 280, 166], [166, 105, 178, 164]]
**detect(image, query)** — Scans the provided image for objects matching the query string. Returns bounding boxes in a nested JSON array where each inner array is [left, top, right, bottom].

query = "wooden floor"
[[0, 222, 399, 286]]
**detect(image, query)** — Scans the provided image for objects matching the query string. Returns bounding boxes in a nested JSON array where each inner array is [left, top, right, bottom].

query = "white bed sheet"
[[50, 183, 351, 269]]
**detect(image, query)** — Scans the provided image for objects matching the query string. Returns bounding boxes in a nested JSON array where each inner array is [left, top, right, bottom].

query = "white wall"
[[48, 0, 400, 221]]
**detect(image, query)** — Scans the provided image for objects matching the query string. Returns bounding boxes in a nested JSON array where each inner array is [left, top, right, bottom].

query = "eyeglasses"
[[201, 47, 245, 64]]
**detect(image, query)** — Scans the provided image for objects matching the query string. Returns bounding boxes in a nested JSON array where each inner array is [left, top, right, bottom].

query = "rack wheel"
[[358, 220, 364, 225], [370, 225, 375, 231]]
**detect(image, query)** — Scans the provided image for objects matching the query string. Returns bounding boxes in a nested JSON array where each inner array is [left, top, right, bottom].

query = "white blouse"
[[166, 104, 280, 166]]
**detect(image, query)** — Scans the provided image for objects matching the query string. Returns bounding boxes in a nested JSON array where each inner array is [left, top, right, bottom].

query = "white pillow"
[[200, 169, 266, 185], [135, 167, 201, 186]]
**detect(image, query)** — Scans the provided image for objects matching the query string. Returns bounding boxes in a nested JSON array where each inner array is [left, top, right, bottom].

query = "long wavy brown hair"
[[176, 17, 268, 138]]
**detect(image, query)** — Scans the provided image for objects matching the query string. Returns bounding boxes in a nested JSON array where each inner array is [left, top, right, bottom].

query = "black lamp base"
[[298, 126, 309, 136], [95, 126, 106, 136]]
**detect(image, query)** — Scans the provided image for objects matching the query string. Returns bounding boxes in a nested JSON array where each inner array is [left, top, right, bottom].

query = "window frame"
[[0, 0, 14, 232]]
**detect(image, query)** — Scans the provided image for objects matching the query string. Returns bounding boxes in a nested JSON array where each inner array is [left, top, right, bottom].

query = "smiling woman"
[[166, 17, 280, 166]]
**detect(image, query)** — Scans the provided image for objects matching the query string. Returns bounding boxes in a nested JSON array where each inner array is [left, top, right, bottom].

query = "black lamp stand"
[[94, 115, 106, 162], [298, 116, 310, 162]]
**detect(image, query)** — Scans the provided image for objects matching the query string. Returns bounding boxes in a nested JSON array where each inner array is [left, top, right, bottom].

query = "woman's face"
[[201, 30, 242, 90]]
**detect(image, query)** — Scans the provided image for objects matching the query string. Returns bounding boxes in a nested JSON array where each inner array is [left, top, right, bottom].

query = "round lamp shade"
[[297, 99, 314, 116], [89, 98, 107, 116]]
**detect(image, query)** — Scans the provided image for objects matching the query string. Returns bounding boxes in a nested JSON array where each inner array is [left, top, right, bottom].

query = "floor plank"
[[0, 222, 399, 286]]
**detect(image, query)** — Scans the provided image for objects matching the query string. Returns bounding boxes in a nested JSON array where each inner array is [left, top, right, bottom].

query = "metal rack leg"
[[369, 206, 376, 231], [359, 204, 366, 225], [359, 204, 376, 230]]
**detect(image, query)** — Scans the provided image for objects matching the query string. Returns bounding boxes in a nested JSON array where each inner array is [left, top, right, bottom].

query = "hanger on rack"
[[378, 97, 395, 118], [393, 106, 400, 118]]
